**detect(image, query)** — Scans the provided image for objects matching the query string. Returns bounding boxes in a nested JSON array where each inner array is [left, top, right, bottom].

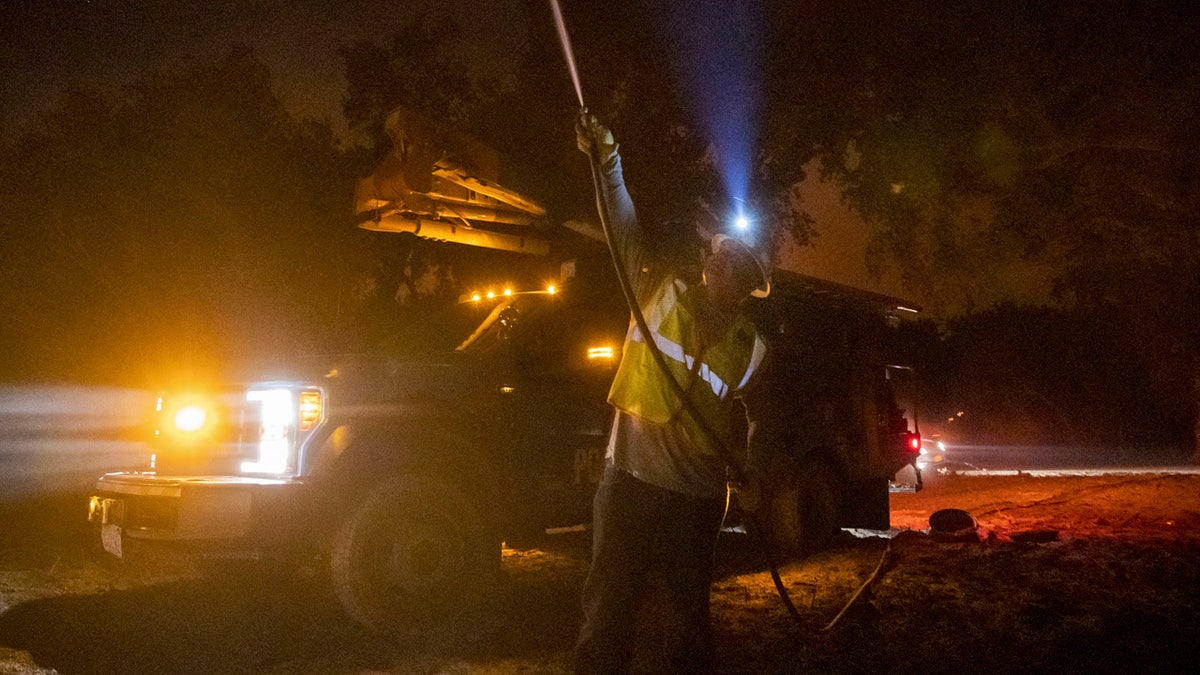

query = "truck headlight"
[[240, 387, 323, 475], [242, 388, 293, 474]]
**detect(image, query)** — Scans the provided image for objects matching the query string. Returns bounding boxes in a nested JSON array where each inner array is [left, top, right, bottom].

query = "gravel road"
[[2, 470, 1198, 673]]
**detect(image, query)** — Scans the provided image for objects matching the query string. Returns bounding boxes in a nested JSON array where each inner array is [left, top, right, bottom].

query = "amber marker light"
[[299, 390, 323, 431], [173, 404, 208, 433], [587, 346, 615, 360], [159, 394, 219, 439]]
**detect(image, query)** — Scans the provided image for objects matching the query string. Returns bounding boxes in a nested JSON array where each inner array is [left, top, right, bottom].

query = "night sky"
[[1, 0, 530, 141]]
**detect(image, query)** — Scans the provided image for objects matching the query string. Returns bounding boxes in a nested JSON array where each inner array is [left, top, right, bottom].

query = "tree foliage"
[[769, 2, 1199, 321], [489, 2, 1199, 446], [758, 1, 1199, 447]]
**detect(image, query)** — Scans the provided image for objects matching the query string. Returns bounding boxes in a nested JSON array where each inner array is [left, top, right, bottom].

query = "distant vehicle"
[[916, 437, 947, 472]]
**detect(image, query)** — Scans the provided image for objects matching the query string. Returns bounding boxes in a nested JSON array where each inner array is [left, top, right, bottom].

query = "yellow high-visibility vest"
[[608, 278, 767, 456]]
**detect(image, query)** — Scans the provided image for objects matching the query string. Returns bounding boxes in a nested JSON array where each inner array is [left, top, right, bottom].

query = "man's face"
[[702, 245, 758, 309]]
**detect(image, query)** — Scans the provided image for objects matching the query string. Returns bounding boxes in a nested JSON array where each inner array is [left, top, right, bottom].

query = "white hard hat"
[[711, 234, 771, 298]]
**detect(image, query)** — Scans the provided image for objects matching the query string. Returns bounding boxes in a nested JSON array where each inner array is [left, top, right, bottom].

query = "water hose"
[[583, 134, 805, 626], [549, 0, 806, 628]]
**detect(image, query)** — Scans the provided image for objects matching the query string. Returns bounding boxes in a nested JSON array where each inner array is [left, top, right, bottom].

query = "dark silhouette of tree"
[[742, 1, 1199, 450]]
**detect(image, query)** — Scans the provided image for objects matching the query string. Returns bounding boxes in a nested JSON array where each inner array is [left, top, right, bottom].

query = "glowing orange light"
[[174, 405, 207, 432], [471, 293, 482, 302], [159, 394, 218, 441], [547, 284, 557, 294], [299, 390, 322, 431], [486, 291, 496, 299], [588, 346, 615, 360]]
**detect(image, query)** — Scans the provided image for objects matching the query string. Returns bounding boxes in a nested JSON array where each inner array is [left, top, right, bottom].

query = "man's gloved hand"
[[575, 112, 617, 164]]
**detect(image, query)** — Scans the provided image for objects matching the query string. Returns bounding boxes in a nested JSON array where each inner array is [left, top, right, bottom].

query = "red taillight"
[[907, 432, 921, 452]]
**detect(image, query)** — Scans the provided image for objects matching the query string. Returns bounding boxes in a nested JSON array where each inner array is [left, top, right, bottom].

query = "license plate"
[[101, 523, 123, 558]]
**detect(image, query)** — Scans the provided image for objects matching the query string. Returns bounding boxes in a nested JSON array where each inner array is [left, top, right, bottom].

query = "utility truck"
[[88, 106, 922, 631]]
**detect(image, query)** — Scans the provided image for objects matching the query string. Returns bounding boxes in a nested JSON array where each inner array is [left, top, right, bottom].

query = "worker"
[[574, 113, 772, 674]]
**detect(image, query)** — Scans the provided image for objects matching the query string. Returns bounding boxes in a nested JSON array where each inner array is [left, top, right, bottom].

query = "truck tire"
[[766, 457, 842, 556], [330, 476, 498, 632]]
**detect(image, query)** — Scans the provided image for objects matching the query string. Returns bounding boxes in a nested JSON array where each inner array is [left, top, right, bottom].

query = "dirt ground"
[[2, 471, 1199, 674]]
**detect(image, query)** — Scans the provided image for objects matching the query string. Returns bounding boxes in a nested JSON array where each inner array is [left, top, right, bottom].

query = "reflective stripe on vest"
[[607, 278, 766, 450]]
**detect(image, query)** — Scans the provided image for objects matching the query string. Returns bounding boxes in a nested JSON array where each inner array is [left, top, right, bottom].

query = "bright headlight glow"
[[242, 388, 292, 474], [734, 215, 750, 231], [173, 405, 207, 433]]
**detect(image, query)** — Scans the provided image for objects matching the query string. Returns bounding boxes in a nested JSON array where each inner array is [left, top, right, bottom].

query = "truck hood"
[[259, 350, 497, 409]]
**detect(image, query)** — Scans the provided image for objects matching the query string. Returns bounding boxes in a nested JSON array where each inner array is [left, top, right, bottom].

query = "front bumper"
[[88, 472, 302, 557]]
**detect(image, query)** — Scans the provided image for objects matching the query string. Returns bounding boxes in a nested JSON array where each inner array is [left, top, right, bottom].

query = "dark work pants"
[[576, 465, 726, 674]]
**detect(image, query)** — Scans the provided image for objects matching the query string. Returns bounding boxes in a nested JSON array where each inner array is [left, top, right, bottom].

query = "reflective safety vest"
[[608, 278, 767, 456]]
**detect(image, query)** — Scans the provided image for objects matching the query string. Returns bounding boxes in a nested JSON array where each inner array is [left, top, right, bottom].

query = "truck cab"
[[89, 268, 920, 629], [90, 275, 628, 630]]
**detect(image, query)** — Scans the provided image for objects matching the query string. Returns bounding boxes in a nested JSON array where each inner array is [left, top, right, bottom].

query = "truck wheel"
[[766, 458, 842, 556], [329, 477, 498, 632]]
